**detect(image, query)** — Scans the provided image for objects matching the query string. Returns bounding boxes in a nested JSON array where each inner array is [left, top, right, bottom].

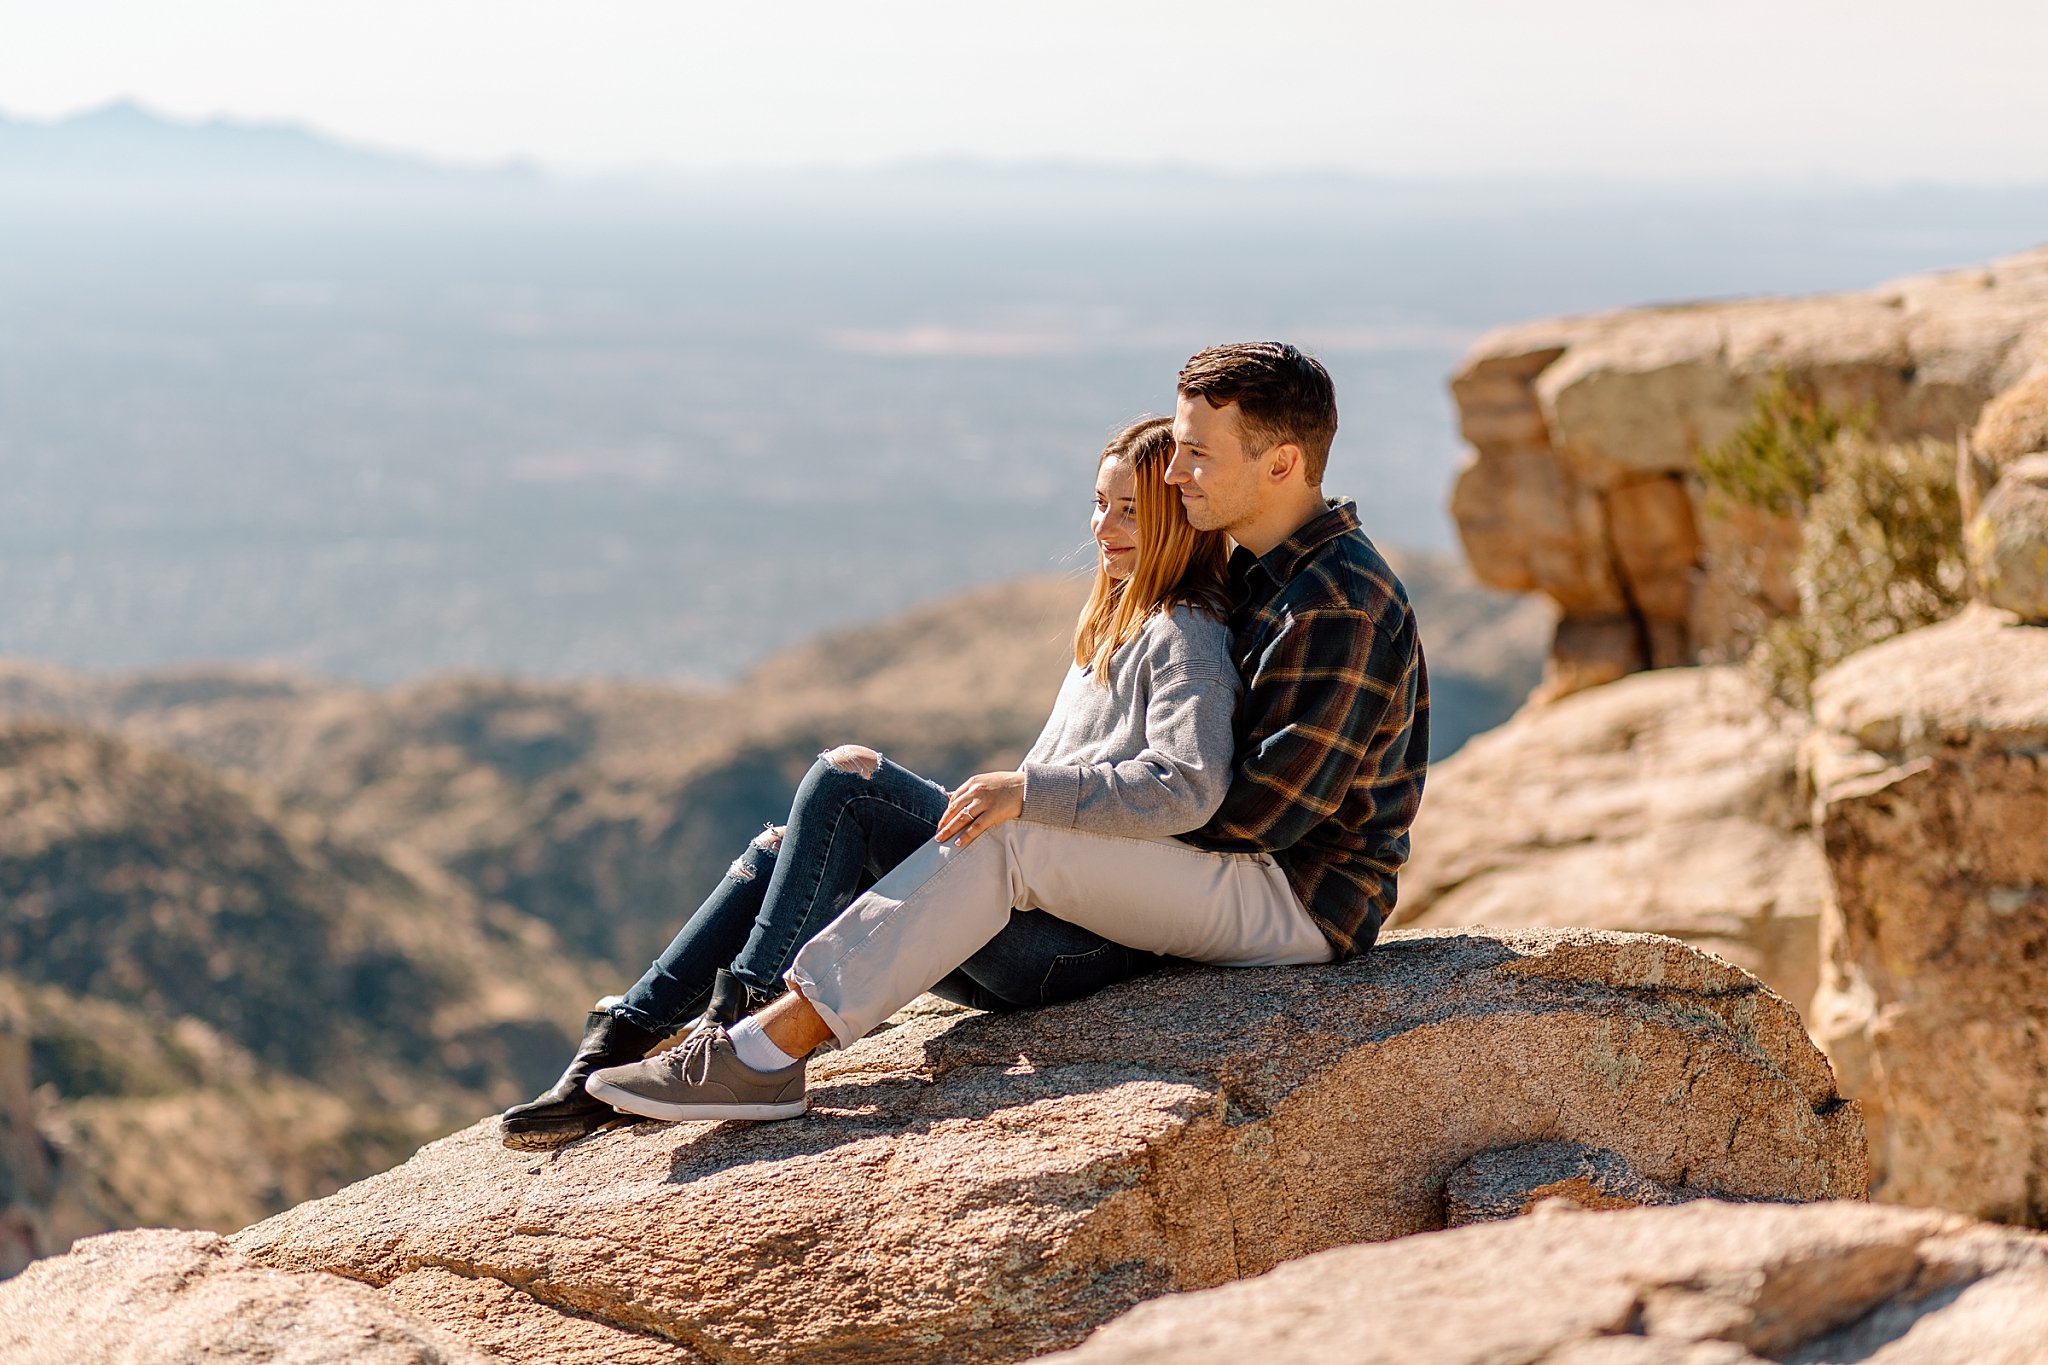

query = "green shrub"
[[1698, 379, 1967, 708], [1697, 372, 1846, 518]]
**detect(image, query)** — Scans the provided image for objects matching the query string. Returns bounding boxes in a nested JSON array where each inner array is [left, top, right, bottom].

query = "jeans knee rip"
[[728, 825, 785, 880], [820, 744, 881, 780]]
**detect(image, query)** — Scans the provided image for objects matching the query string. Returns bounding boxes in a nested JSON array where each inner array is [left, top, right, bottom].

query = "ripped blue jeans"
[[610, 749, 1164, 1035]]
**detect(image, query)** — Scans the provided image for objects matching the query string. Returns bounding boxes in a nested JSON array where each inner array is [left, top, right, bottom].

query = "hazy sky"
[[4, 0, 2046, 182]]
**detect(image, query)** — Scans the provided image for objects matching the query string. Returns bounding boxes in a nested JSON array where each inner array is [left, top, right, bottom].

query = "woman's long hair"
[[1073, 416, 1232, 680]]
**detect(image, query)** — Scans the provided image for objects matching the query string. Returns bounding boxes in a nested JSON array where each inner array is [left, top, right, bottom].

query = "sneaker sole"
[[499, 1125, 588, 1151], [498, 1114, 623, 1149], [585, 1075, 806, 1123]]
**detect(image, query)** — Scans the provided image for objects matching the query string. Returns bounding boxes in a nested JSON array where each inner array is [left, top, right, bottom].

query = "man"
[[585, 342, 1430, 1121]]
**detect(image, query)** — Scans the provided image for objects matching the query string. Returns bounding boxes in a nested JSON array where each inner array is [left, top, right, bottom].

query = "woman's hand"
[[936, 771, 1026, 848]]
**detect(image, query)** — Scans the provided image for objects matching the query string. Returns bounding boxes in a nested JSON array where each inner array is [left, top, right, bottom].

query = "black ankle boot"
[[500, 1004, 664, 1147], [684, 969, 759, 1036]]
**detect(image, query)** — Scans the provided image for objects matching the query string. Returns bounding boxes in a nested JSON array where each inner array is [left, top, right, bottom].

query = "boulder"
[[181, 929, 1864, 1364], [1966, 452, 2048, 622], [0, 1228, 495, 1365], [1806, 605, 2048, 1223], [1450, 246, 2048, 697], [1969, 363, 2048, 469], [1391, 667, 1826, 1016], [1031, 1199, 2048, 1365]]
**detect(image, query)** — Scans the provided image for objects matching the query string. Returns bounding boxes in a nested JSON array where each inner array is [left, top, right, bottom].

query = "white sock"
[[727, 1016, 800, 1072]]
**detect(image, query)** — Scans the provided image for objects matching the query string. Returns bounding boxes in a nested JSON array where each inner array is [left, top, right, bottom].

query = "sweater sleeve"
[[1018, 610, 1241, 838]]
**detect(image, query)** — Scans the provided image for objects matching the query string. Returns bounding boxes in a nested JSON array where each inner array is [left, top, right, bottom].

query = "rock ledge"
[[1034, 1199, 2048, 1365], [3, 929, 1864, 1364]]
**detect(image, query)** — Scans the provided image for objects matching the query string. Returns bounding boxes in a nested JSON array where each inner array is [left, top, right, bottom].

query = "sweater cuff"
[[1019, 762, 1081, 828]]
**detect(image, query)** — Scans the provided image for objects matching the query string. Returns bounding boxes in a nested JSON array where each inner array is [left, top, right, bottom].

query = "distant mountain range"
[[0, 99, 536, 189], [8, 99, 2048, 233]]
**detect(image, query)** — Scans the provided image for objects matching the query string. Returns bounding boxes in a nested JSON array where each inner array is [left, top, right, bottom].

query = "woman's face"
[[1092, 457, 1139, 581]]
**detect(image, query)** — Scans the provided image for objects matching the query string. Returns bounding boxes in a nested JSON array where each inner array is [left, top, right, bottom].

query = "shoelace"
[[659, 1027, 723, 1087]]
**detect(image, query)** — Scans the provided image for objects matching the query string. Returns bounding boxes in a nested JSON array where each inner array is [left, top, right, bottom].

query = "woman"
[[501, 414, 1237, 1143]]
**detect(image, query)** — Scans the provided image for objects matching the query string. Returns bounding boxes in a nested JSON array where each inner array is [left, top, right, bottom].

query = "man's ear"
[[1266, 442, 1306, 485]]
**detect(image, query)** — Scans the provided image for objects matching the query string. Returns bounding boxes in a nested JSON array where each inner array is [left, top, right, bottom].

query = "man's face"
[[1167, 395, 1267, 535]]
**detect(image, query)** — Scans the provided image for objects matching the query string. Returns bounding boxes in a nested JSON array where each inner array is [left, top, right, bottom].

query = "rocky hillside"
[[0, 723, 600, 1259], [0, 993, 103, 1279]]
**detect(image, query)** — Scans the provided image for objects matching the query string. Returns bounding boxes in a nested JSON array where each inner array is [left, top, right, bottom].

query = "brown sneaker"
[[585, 1026, 806, 1122]]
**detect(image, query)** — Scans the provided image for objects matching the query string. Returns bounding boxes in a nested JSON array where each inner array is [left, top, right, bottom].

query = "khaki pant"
[[786, 822, 1332, 1047]]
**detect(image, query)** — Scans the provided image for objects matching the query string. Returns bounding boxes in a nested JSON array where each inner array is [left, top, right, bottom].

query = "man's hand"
[[936, 770, 1026, 849]]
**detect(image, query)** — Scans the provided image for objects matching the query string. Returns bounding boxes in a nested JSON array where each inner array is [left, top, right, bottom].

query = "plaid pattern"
[[1179, 499, 1429, 959]]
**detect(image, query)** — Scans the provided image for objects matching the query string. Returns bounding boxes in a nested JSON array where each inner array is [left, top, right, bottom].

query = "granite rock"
[[1031, 1199, 2048, 1365], [1969, 363, 2048, 469], [1806, 605, 2048, 1222], [0, 1228, 495, 1365], [1967, 452, 2048, 622], [1392, 667, 1826, 1016], [1444, 1141, 1708, 1226], [1450, 246, 2048, 696], [201, 929, 1861, 1363]]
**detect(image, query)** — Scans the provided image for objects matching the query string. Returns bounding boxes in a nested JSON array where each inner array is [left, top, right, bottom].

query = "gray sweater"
[[1016, 604, 1240, 839]]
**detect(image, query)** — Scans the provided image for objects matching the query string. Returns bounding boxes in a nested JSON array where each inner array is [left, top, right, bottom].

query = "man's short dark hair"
[[1177, 342, 1338, 485]]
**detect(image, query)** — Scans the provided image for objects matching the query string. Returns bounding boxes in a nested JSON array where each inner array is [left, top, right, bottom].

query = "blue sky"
[[3, 0, 2045, 182]]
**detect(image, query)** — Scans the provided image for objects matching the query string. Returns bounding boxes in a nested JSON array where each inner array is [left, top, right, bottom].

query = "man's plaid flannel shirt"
[[1177, 498, 1429, 959]]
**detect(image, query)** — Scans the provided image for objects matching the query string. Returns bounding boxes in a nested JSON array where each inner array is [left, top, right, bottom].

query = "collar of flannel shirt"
[[1235, 497, 1362, 593]]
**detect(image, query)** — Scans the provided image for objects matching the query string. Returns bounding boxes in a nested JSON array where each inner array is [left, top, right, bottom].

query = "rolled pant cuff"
[[784, 967, 860, 1049], [605, 997, 670, 1035]]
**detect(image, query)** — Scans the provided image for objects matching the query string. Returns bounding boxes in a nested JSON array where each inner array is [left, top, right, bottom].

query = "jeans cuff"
[[605, 997, 670, 1035], [783, 965, 860, 1049]]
